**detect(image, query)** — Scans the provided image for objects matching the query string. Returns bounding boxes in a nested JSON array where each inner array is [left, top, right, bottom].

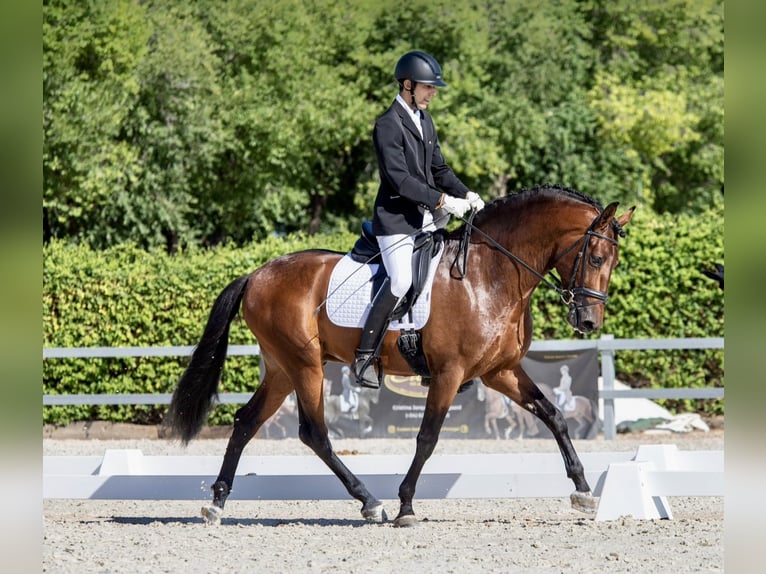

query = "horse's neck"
[[479, 215, 560, 280]]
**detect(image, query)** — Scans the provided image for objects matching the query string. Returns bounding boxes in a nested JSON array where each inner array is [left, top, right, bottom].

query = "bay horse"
[[165, 185, 634, 527], [477, 383, 516, 439], [539, 383, 598, 438]]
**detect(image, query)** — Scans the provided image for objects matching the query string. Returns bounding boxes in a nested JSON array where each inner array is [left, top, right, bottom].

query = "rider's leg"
[[353, 234, 412, 388]]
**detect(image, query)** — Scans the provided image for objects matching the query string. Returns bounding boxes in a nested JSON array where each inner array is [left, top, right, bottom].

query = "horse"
[[481, 381, 594, 440], [701, 263, 724, 290], [323, 381, 380, 438], [164, 184, 634, 527], [508, 400, 543, 438], [476, 383, 516, 439], [539, 383, 598, 439], [258, 391, 298, 439]]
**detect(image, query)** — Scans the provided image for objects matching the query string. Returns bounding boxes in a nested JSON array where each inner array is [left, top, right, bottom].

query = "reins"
[[455, 212, 572, 302], [314, 205, 621, 318], [450, 210, 475, 278]]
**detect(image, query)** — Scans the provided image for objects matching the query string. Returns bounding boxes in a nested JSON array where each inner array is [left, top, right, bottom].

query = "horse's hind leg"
[[482, 368, 596, 513], [292, 365, 386, 522], [202, 365, 293, 524]]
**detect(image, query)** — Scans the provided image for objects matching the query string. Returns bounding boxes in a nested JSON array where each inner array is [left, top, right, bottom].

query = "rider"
[[554, 365, 574, 412], [352, 50, 485, 388]]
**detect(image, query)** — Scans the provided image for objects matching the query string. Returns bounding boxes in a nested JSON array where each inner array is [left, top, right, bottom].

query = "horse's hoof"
[[570, 491, 598, 514], [361, 502, 387, 523], [393, 514, 418, 528], [201, 504, 223, 525]]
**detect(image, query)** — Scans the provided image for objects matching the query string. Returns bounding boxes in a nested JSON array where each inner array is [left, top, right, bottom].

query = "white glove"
[[441, 194, 472, 218], [466, 191, 485, 212]]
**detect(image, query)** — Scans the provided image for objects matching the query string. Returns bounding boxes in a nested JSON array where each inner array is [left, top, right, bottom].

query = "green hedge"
[[43, 232, 357, 425], [43, 206, 723, 425]]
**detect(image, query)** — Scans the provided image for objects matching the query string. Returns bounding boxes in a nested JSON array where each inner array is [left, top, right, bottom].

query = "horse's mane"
[[480, 183, 603, 216], [447, 184, 608, 241]]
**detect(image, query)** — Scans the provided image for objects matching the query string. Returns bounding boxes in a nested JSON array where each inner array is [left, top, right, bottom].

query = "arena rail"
[[43, 335, 724, 439], [42, 444, 723, 521]]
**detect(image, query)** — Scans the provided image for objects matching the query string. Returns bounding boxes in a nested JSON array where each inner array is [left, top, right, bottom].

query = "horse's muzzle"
[[567, 304, 599, 334]]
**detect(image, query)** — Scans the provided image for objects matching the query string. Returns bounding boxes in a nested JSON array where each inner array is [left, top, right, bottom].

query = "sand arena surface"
[[43, 430, 723, 573]]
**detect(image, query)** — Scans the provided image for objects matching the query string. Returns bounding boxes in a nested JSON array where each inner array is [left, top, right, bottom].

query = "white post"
[[600, 334, 616, 439]]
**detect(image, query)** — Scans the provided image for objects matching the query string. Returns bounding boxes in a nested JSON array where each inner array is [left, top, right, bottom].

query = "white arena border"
[[44, 444, 722, 521]]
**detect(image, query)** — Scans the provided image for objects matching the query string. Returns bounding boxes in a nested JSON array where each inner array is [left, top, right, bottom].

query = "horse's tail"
[[164, 274, 251, 444]]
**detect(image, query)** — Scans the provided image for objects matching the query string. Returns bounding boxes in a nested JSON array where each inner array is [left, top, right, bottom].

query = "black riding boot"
[[353, 283, 400, 388]]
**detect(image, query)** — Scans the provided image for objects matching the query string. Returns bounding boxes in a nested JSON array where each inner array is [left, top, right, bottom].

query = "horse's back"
[[249, 249, 341, 293]]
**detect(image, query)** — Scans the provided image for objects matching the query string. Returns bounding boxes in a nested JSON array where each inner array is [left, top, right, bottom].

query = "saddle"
[[349, 222, 444, 386], [350, 221, 444, 322], [346, 221, 474, 393]]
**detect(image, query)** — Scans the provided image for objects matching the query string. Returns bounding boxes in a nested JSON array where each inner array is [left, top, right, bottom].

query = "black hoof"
[[211, 480, 230, 509]]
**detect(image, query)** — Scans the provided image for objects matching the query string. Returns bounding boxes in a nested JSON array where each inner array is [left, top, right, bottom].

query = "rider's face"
[[403, 81, 438, 110]]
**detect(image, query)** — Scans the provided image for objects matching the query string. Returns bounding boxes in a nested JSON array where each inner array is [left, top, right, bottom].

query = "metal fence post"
[[600, 334, 616, 439]]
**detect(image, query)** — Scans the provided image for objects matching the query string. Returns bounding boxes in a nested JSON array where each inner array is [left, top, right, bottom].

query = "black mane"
[[445, 184, 624, 242], [483, 184, 603, 213]]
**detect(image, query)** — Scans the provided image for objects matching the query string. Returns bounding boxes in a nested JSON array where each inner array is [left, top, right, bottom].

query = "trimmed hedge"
[[43, 232, 357, 425], [43, 206, 723, 425]]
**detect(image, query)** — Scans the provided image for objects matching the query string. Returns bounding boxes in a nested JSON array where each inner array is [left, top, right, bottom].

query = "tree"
[[44, 0, 151, 245], [43, 0, 724, 249], [584, 0, 724, 213], [44, 0, 229, 250]]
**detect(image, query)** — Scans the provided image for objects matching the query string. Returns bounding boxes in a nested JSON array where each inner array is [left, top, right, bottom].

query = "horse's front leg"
[[529, 395, 597, 512], [483, 368, 597, 513], [394, 378, 458, 527]]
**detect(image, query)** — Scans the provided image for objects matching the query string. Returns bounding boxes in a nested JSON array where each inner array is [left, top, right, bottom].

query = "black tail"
[[164, 275, 251, 444], [701, 263, 724, 290]]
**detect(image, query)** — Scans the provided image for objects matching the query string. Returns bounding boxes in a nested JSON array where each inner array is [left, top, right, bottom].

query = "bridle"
[[552, 222, 619, 306], [457, 211, 623, 316]]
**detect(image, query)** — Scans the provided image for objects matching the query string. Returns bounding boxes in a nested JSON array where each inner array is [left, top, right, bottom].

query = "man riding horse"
[[352, 51, 486, 389]]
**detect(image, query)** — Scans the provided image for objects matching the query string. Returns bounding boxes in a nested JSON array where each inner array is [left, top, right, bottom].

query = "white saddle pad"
[[325, 245, 443, 330]]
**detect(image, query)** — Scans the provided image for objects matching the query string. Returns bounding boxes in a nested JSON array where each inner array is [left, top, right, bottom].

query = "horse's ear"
[[617, 205, 636, 228], [593, 202, 619, 232], [602, 202, 619, 221]]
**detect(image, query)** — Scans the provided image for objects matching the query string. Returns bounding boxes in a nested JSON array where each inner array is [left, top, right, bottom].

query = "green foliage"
[[42, 0, 724, 423], [584, 0, 724, 213], [43, 232, 356, 425], [44, 0, 151, 243], [43, 0, 724, 249]]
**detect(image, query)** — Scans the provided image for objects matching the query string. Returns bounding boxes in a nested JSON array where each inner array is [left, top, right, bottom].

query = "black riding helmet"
[[394, 51, 447, 87]]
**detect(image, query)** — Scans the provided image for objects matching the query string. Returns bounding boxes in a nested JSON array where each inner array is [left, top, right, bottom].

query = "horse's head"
[[553, 202, 635, 334]]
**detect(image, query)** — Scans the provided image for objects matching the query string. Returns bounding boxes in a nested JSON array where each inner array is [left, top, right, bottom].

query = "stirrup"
[[353, 353, 381, 389]]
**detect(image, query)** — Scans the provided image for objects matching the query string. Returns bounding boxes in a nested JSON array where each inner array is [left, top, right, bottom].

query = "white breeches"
[[377, 234, 414, 298]]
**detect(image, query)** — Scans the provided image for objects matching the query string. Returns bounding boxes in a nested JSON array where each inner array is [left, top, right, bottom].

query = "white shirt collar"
[[396, 94, 421, 124], [396, 94, 423, 137]]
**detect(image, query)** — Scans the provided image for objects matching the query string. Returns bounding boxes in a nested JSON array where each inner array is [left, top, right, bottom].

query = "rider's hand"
[[466, 191, 485, 212], [441, 194, 472, 218]]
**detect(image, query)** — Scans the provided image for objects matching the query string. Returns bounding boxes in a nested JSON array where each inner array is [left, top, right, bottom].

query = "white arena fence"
[[43, 335, 724, 440], [42, 444, 723, 521]]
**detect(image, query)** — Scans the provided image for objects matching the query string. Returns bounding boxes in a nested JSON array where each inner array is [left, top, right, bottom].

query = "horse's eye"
[[590, 255, 603, 267]]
